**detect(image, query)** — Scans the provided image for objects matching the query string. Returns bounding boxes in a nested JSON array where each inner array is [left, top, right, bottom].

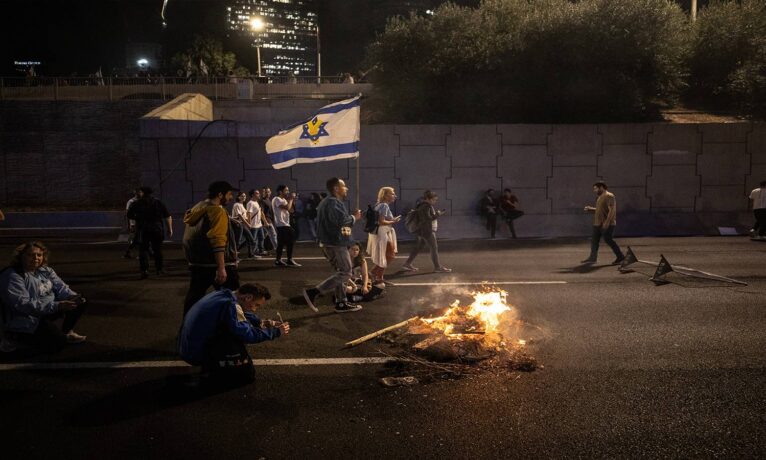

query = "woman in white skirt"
[[367, 187, 400, 285]]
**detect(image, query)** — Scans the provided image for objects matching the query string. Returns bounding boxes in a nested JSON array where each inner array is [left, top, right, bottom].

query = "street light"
[[249, 17, 265, 77]]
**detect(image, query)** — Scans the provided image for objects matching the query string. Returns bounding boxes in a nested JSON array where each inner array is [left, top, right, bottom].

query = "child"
[[346, 242, 384, 302]]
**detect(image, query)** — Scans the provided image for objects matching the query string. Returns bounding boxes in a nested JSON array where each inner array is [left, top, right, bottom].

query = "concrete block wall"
[[140, 119, 764, 239], [0, 100, 163, 209]]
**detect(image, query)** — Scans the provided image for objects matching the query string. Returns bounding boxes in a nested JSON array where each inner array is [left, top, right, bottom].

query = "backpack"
[[364, 204, 379, 234], [404, 207, 421, 233]]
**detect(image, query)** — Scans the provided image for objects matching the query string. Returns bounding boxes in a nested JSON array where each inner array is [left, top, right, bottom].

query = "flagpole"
[[355, 156, 360, 211]]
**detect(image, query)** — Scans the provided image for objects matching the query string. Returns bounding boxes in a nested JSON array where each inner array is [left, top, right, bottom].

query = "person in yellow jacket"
[[182, 181, 241, 314]]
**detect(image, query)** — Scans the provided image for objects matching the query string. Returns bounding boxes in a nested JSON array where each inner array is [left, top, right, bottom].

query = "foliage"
[[365, 0, 691, 123], [688, 0, 766, 117], [172, 35, 250, 77]]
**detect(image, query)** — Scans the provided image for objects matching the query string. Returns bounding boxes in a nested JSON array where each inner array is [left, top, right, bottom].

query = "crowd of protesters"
[[3, 175, 763, 388]]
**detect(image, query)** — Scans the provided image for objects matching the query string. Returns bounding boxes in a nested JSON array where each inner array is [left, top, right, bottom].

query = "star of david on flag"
[[265, 96, 360, 169]]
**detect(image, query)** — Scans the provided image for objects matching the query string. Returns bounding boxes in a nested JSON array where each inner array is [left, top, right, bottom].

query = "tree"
[[687, 0, 766, 117], [172, 35, 250, 77], [364, 0, 690, 123]]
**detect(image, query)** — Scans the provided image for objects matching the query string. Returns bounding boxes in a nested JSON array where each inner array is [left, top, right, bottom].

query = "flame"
[[423, 289, 512, 342]]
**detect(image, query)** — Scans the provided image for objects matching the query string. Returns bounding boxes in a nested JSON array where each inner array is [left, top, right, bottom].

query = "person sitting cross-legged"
[[178, 283, 289, 387], [0, 241, 87, 354]]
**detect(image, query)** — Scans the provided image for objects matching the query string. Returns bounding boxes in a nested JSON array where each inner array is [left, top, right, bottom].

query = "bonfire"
[[346, 287, 539, 382]]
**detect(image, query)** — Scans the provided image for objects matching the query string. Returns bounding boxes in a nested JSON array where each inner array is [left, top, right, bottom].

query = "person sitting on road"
[[178, 283, 289, 387], [0, 241, 87, 354], [345, 241, 384, 303]]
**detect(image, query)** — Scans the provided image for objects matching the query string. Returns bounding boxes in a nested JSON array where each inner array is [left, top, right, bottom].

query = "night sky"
[[0, 0, 463, 76]]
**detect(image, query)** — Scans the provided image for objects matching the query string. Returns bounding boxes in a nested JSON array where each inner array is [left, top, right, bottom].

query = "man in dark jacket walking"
[[402, 190, 451, 273], [302, 177, 363, 313], [127, 186, 172, 279]]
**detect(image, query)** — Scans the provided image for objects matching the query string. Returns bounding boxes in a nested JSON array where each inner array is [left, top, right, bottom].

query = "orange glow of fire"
[[423, 289, 513, 339]]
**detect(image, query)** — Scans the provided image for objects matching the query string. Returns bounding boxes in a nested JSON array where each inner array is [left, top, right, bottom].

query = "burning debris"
[[345, 287, 541, 383]]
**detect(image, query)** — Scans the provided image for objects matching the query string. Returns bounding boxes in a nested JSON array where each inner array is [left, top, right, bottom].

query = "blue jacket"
[[0, 266, 78, 334], [316, 196, 356, 246], [178, 289, 281, 365]]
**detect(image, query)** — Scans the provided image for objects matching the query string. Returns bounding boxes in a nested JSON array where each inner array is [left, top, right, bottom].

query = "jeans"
[[201, 326, 255, 386], [264, 223, 278, 250], [139, 229, 164, 272], [307, 219, 317, 241], [486, 213, 498, 238], [250, 227, 265, 253], [276, 226, 295, 260], [405, 232, 441, 269], [754, 209, 766, 236], [10, 303, 86, 353], [317, 245, 353, 304], [183, 265, 240, 315], [236, 225, 256, 256], [589, 225, 623, 260]]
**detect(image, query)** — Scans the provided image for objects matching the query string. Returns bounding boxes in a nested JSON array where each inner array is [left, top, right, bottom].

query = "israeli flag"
[[266, 96, 360, 169]]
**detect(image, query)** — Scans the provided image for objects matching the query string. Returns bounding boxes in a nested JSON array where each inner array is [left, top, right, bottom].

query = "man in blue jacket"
[[179, 283, 289, 385], [302, 177, 363, 313]]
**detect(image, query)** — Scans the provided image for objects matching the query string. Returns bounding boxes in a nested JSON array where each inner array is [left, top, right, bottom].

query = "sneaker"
[[434, 266, 452, 273], [580, 258, 597, 264], [302, 288, 320, 312], [0, 337, 17, 353], [285, 259, 302, 267], [335, 302, 362, 313], [401, 264, 418, 272], [611, 256, 626, 265], [65, 331, 87, 344], [275, 259, 286, 266]]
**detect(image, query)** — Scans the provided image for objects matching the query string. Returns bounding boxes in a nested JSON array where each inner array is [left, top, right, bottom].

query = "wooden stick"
[[344, 316, 420, 349]]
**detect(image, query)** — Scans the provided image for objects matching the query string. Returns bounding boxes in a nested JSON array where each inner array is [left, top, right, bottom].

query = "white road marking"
[[0, 357, 397, 371], [389, 281, 567, 286]]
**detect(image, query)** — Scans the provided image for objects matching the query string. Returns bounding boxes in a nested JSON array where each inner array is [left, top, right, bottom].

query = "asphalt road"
[[0, 236, 764, 459]]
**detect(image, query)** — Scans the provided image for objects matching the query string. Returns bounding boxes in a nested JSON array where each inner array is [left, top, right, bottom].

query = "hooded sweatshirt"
[[182, 200, 238, 267]]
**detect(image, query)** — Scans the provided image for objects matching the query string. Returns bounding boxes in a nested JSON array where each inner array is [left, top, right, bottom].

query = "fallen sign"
[[620, 246, 747, 286]]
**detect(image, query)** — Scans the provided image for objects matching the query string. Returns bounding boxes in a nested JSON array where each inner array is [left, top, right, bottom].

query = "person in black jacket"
[[127, 186, 172, 279], [479, 188, 499, 239], [402, 190, 451, 273]]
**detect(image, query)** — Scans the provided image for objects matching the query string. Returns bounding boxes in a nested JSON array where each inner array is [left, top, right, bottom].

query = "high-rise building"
[[226, 0, 318, 76]]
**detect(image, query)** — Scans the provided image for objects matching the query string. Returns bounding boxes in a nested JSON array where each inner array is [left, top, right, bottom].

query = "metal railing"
[[0, 76, 371, 101]]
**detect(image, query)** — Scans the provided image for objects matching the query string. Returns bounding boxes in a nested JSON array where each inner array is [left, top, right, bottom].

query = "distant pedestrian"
[[304, 192, 321, 241], [272, 185, 300, 267], [346, 241, 384, 303], [261, 187, 278, 252], [748, 180, 766, 239], [499, 188, 524, 238], [182, 181, 240, 314], [479, 189, 500, 239], [302, 177, 363, 313], [178, 283, 289, 387], [246, 189, 266, 256], [127, 186, 173, 279], [231, 192, 257, 259], [123, 188, 143, 258], [402, 190, 451, 273], [367, 186, 400, 285], [582, 182, 625, 265]]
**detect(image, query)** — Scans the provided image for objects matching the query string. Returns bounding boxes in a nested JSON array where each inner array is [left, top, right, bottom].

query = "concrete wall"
[[0, 100, 163, 209], [140, 117, 766, 239]]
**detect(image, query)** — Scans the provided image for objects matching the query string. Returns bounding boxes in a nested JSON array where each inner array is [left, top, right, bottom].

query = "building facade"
[[226, 0, 318, 77]]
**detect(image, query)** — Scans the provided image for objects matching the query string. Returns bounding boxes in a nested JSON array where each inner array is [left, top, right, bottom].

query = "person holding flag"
[[265, 96, 363, 312], [302, 178, 363, 313]]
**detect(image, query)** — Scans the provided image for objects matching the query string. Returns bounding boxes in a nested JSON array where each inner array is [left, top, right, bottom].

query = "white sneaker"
[[401, 264, 419, 272], [66, 331, 87, 344]]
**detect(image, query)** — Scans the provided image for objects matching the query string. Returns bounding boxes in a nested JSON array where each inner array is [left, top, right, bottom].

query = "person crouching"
[[178, 283, 289, 387]]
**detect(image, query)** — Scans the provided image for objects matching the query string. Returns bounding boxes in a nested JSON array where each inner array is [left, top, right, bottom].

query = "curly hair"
[[10, 241, 49, 271]]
